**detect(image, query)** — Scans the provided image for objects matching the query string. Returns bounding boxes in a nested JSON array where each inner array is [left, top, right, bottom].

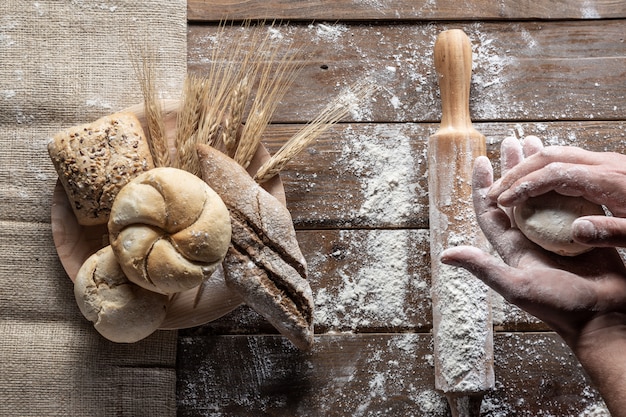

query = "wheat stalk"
[[130, 21, 362, 185], [173, 73, 207, 175], [127, 38, 171, 167], [254, 80, 375, 183], [195, 23, 256, 150], [222, 75, 252, 158], [234, 38, 302, 169]]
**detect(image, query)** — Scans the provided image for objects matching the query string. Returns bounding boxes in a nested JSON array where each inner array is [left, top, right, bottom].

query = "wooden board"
[[188, 0, 626, 21], [177, 333, 607, 416], [183, 227, 545, 336], [259, 121, 626, 230], [182, 3, 624, 415], [188, 21, 626, 123]]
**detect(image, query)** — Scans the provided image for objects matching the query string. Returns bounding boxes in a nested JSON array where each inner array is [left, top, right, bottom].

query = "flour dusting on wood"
[[309, 23, 348, 44], [313, 229, 430, 331], [335, 124, 424, 225]]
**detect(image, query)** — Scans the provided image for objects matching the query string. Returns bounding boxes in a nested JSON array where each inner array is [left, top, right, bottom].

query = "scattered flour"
[[581, 1, 601, 19], [415, 389, 449, 415], [389, 94, 402, 110], [336, 124, 423, 225], [579, 402, 611, 417], [314, 229, 428, 330], [309, 23, 349, 43], [351, 0, 388, 11], [267, 26, 284, 41], [465, 25, 517, 120]]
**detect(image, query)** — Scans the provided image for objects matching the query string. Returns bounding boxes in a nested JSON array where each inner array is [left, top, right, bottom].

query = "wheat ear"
[[195, 22, 255, 150], [128, 38, 170, 167], [222, 74, 252, 158], [173, 74, 207, 175], [234, 37, 302, 169], [254, 80, 374, 183]]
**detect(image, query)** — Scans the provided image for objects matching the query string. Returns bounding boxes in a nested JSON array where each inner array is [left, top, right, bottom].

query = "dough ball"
[[74, 246, 168, 343], [513, 191, 605, 256]]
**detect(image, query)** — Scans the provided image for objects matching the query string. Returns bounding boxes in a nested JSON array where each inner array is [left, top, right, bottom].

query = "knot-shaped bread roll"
[[108, 167, 232, 294]]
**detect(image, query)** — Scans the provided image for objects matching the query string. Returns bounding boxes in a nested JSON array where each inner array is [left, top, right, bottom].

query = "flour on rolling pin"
[[428, 29, 494, 415]]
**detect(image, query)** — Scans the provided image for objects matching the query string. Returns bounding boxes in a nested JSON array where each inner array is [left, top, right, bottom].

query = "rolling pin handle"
[[434, 29, 475, 133]]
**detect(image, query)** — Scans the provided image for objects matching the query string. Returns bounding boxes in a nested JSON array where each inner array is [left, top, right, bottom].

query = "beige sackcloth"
[[0, 1, 186, 416]]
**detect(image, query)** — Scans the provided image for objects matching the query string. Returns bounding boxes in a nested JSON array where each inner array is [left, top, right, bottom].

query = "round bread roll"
[[74, 246, 168, 343], [513, 191, 605, 256], [108, 167, 232, 294]]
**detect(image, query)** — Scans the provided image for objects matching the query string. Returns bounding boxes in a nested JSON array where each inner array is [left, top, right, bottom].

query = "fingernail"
[[497, 192, 514, 207], [441, 258, 460, 267], [572, 219, 596, 243], [440, 251, 453, 264]]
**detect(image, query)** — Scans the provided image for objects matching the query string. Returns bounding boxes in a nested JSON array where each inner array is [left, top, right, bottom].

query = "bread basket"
[[51, 99, 286, 329]]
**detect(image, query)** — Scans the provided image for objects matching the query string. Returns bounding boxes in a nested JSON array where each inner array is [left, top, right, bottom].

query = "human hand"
[[440, 136, 626, 415], [489, 136, 626, 247], [440, 140, 626, 345]]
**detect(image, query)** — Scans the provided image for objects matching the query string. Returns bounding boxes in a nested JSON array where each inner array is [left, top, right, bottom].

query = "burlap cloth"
[[0, 1, 186, 416]]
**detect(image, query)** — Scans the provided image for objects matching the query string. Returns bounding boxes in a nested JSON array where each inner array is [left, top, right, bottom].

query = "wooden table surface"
[[178, 2, 626, 415]]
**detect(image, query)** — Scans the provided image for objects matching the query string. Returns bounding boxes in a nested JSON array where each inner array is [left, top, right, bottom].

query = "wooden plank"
[[176, 333, 608, 416], [257, 121, 626, 230], [183, 228, 545, 335], [190, 229, 435, 335], [180, 121, 624, 335], [188, 0, 626, 22], [188, 20, 626, 123]]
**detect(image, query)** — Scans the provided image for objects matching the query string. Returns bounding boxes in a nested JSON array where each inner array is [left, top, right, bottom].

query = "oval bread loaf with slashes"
[[108, 167, 232, 294], [197, 144, 314, 350]]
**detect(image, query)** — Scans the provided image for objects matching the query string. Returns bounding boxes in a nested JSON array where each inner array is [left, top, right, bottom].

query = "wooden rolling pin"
[[428, 29, 495, 416]]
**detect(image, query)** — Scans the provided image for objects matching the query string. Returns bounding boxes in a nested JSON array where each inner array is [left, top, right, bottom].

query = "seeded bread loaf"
[[48, 112, 154, 226]]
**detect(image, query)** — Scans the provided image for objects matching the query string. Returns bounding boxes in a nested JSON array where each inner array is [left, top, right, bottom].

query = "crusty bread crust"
[[74, 245, 168, 343], [48, 112, 154, 226], [108, 167, 232, 294], [197, 144, 314, 350]]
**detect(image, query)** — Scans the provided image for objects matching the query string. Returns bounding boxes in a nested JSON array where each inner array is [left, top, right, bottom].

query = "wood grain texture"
[[258, 121, 626, 230], [181, 228, 544, 336], [182, 5, 625, 414], [188, 20, 626, 123], [177, 333, 607, 416], [188, 0, 626, 22]]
